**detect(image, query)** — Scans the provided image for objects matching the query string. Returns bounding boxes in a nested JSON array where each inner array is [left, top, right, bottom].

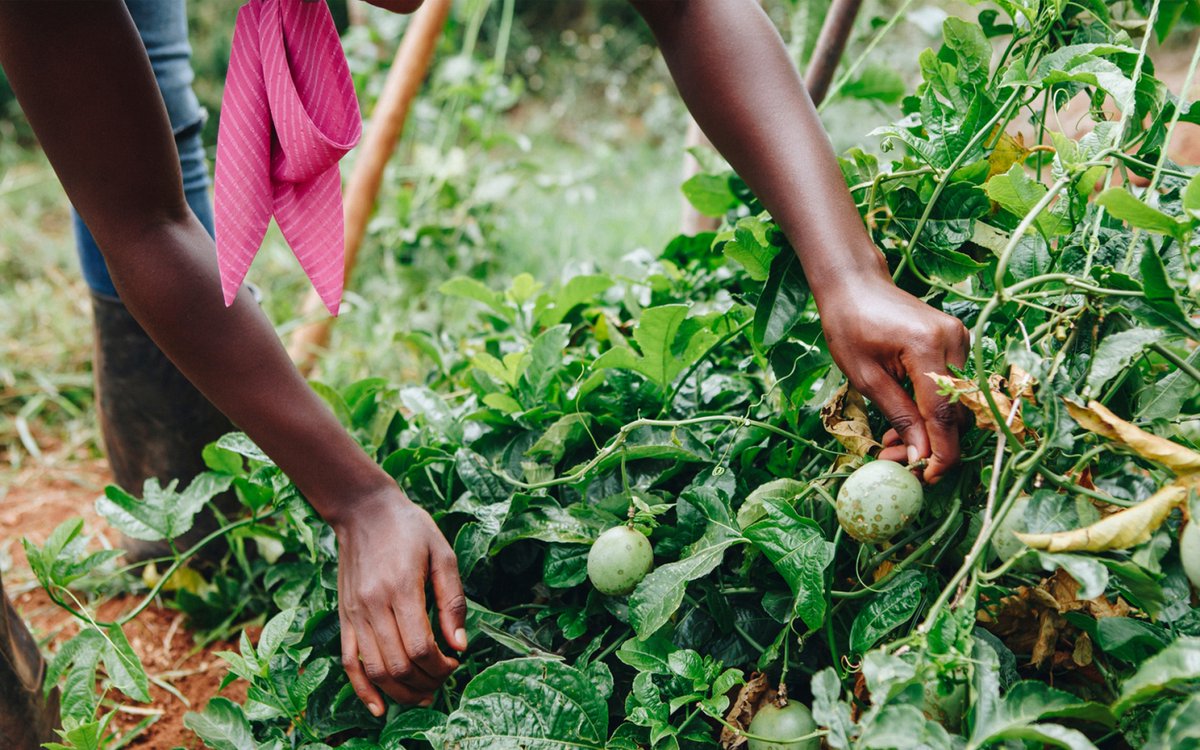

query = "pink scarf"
[[214, 0, 362, 316]]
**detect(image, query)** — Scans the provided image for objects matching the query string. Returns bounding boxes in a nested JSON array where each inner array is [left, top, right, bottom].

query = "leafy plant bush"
[[26, 0, 1200, 748]]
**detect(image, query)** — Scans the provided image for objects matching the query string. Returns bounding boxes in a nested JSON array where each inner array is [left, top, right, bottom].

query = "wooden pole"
[[289, 0, 453, 373], [804, 0, 863, 106]]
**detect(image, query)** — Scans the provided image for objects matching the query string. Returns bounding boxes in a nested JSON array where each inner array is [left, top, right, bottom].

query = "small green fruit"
[[836, 460, 924, 544], [747, 702, 819, 750], [587, 526, 653, 595], [991, 494, 1038, 571], [1181, 522, 1200, 590]]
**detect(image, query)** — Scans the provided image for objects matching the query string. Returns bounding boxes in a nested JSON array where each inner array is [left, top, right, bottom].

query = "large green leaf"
[[593, 305, 718, 391], [753, 251, 810, 348], [1116, 637, 1200, 714], [744, 498, 835, 630], [1085, 327, 1164, 395], [184, 697, 258, 750], [720, 215, 780, 280], [443, 658, 609, 749], [629, 486, 741, 636], [95, 473, 233, 543], [849, 570, 926, 653], [1096, 188, 1187, 240]]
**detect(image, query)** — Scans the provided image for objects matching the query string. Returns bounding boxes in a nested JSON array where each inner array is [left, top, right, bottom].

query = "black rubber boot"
[[91, 291, 238, 561], [0, 582, 59, 750]]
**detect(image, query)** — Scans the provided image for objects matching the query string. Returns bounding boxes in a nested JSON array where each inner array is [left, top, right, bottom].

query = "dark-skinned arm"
[[0, 0, 464, 713], [631, 0, 969, 482]]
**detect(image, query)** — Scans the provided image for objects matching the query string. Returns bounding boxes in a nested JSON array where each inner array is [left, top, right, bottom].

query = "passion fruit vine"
[[836, 460, 924, 544], [747, 702, 820, 750], [587, 525, 653, 595]]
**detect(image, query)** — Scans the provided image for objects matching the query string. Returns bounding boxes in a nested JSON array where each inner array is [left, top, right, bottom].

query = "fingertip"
[[368, 702, 384, 717], [454, 628, 468, 651]]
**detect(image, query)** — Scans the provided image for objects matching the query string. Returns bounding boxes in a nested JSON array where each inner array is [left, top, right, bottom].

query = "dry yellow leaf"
[[1066, 400, 1200, 475], [720, 671, 770, 749], [988, 131, 1031, 179], [821, 382, 881, 457], [928, 372, 1027, 440], [1016, 482, 1191, 552], [1007, 364, 1037, 403]]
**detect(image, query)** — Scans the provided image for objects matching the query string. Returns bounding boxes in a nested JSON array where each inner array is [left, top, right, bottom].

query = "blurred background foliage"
[[0, 0, 1194, 469]]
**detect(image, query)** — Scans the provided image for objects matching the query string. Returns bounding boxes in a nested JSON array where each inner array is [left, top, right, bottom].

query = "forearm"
[[0, 0, 391, 523], [632, 0, 890, 300]]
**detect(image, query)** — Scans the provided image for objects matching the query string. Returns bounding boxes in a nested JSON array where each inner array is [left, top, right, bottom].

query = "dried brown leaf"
[[821, 383, 880, 457], [1066, 400, 1200, 475], [927, 372, 1027, 440], [721, 672, 770, 749]]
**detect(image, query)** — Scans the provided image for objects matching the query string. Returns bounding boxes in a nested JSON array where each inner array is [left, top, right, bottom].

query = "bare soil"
[[1, 442, 247, 749]]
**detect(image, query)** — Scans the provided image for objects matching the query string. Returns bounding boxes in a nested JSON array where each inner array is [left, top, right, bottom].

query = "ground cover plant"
[[21, 0, 1200, 747]]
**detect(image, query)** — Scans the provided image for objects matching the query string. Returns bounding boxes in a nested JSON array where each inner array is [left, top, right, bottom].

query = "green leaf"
[[543, 544, 590, 588], [753, 251, 810, 348], [721, 215, 780, 281], [615, 632, 675, 674], [737, 478, 809, 528], [95, 473, 233, 543], [535, 274, 613, 328], [942, 16, 992, 79], [593, 305, 718, 391], [528, 413, 593, 463], [629, 486, 741, 636], [100, 623, 150, 702], [1097, 188, 1187, 240], [1095, 617, 1170, 662], [1139, 348, 1200, 419], [518, 325, 571, 404], [841, 64, 906, 103], [184, 697, 257, 750], [849, 570, 926, 653], [1144, 694, 1200, 749], [1116, 637, 1200, 714], [381, 708, 448, 746], [439, 276, 512, 321], [443, 658, 608, 749], [681, 173, 738, 217], [400, 386, 462, 442], [985, 165, 1072, 236], [1183, 173, 1200, 220], [744, 499, 835, 630], [1086, 327, 1165, 394]]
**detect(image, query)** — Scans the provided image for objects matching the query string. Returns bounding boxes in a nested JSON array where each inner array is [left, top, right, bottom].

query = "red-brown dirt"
[[2, 443, 247, 749]]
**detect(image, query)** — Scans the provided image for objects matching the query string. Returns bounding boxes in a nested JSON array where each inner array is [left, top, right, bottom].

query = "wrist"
[[310, 469, 409, 533], [807, 247, 894, 306]]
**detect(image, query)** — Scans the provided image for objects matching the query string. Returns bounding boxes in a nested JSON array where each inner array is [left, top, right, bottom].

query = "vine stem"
[[45, 515, 264, 628], [490, 415, 840, 490], [1149, 341, 1200, 388]]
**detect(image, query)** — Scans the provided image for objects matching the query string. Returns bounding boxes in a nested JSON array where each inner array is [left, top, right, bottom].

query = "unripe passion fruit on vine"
[[991, 494, 1037, 571], [587, 525, 653, 595], [1181, 522, 1200, 590], [747, 702, 819, 750], [836, 460, 924, 544]]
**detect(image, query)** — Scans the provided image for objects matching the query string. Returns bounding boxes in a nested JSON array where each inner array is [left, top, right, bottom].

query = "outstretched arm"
[[0, 0, 464, 711], [632, 0, 968, 482]]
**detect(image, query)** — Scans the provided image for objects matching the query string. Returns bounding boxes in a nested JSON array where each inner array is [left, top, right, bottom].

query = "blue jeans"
[[75, 0, 212, 298]]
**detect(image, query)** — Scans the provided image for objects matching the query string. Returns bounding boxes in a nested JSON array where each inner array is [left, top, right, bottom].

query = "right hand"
[[816, 270, 970, 483], [333, 487, 467, 714]]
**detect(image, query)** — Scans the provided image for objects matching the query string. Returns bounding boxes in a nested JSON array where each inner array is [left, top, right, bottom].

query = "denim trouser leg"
[[74, 0, 212, 298]]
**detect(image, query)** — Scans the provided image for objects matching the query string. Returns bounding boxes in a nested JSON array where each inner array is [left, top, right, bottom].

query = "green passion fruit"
[[587, 525, 653, 596], [1181, 522, 1200, 590], [836, 460, 924, 544], [747, 702, 820, 750]]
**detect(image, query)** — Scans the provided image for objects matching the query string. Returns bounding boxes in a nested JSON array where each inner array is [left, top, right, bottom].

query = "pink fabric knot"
[[214, 0, 362, 316]]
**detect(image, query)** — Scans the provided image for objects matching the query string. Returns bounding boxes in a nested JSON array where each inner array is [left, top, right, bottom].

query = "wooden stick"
[[804, 0, 863, 106], [289, 0, 453, 373]]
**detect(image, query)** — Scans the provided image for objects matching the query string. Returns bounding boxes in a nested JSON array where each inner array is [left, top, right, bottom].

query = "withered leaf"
[[1066, 399, 1200, 475], [721, 671, 770, 749], [821, 383, 881, 458], [927, 372, 1027, 440], [1017, 482, 1191, 552]]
